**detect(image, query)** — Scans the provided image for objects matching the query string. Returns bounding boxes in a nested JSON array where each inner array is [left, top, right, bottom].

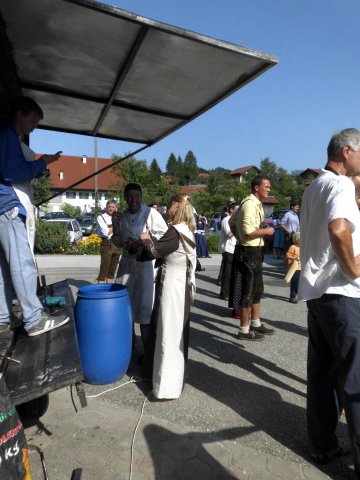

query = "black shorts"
[[237, 246, 264, 307]]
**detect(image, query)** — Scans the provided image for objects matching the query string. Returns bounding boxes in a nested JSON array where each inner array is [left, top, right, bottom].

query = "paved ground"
[[24, 254, 355, 480]]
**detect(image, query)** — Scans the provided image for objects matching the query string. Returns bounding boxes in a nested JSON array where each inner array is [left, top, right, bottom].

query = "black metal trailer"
[[0, 280, 85, 415]]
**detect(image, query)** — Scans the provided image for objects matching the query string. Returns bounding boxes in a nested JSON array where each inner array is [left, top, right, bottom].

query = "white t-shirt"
[[97, 212, 113, 239], [299, 170, 360, 300], [219, 215, 236, 254]]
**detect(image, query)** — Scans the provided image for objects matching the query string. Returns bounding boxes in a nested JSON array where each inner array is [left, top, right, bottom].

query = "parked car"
[[208, 218, 221, 236], [262, 216, 275, 252], [46, 218, 83, 244], [77, 217, 97, 236], [270, 209, 289, 219], [41, 212, 72, 220]]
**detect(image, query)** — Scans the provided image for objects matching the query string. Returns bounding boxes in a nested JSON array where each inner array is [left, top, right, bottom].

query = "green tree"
[[32, 172, 52, 208], [259, 158, 277, 185], [111, 154, 151, 206], [183, 150, 199, 184], [111, 153, 174, 207], [207, 171, 228, 194], [176, 155, 184, 184], [165, 153, 178, 177], [62, 202, 81, 217], [149, 158, 162, 181]]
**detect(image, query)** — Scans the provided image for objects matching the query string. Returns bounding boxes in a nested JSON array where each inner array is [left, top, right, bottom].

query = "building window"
[[65, 192, 76, 199], [104, 193, 112, 200], [79, 192, 90, 200]]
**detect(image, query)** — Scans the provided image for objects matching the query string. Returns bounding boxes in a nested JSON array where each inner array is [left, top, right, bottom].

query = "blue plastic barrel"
[[75, 284, 132, 385]]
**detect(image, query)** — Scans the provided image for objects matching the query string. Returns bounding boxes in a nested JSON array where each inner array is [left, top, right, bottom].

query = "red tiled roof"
[[299, 168, 321, 177], [229, 165, 259, 175], [36, 155, 123, 191], [180, 185, 207, 194], [262, 195, 278, 205]]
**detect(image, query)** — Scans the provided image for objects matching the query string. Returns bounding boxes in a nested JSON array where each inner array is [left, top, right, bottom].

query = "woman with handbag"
[[132, 194, 196, 399]]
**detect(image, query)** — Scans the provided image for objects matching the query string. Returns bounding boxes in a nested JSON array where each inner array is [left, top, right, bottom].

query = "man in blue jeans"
[[0, 97, 69, 336], [299, 128, 360, 477]]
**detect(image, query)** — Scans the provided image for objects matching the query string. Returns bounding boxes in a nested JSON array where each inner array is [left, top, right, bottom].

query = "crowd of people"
[[2, 96, 360, 477]]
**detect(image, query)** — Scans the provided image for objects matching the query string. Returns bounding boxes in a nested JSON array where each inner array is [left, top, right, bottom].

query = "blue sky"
[[31, 0, 360, 174]]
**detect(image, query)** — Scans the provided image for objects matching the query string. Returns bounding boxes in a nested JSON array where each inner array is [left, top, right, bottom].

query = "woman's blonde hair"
[[170, 194, 195, 231]]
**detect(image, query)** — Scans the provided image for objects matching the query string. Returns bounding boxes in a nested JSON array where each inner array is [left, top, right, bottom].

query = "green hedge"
[[35, 220, 70, 254], [207, 234, 219, 254]]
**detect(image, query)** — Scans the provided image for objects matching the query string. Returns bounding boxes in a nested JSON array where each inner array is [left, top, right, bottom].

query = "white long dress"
[[114, 204, 168, 325], [139, 223, 196, 399]]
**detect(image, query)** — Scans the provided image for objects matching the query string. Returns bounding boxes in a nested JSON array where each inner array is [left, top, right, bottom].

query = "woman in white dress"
[[133, 194, 196, 399]]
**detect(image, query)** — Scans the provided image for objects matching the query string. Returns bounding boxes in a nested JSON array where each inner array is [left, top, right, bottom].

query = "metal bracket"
[[75, 382, 87, 408]]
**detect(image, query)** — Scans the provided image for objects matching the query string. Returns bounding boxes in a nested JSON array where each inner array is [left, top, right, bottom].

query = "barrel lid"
[[77, 284, 129, 299]]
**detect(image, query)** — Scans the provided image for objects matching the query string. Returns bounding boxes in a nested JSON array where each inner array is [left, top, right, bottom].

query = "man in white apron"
[[113, 183, 168, 350]]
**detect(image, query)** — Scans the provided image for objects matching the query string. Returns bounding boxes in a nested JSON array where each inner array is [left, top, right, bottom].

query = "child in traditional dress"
[[286, 231, 301, 304]]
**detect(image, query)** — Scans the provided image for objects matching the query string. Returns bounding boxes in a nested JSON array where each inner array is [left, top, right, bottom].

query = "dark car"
[[78, 217, 97, 235], [270, 209, 289, 219], [262, 216, 275, 252], [41, 212, 72, 220]]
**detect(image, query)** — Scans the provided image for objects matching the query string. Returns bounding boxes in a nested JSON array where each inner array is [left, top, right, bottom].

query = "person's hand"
[[140, 228, 150, 241], [264, 227, 275, 236], [41, 153, 61, 165], [125, 239, 134, 251]]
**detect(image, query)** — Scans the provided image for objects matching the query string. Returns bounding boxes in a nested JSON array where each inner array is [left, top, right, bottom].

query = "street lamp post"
[[94, 137, 98, 214]]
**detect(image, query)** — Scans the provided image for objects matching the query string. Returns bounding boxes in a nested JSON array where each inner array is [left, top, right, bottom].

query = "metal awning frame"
[[0, 0, 278, 205]]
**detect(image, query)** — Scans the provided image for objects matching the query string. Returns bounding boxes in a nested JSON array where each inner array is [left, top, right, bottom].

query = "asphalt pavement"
[[24, 253, 355, 480]]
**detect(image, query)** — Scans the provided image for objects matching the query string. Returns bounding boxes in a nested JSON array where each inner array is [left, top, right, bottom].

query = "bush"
[[207, 234, 219, 254], [35, 219, 70, 254]]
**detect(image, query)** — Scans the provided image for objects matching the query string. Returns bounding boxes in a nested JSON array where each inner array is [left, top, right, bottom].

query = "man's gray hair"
[[327, 128, 360, 158], [106, 199, 118, 207]]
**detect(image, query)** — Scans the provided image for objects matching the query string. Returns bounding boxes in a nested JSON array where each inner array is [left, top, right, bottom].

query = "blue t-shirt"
[[0, 126, 46, 215], [282, 210, 300, 235]]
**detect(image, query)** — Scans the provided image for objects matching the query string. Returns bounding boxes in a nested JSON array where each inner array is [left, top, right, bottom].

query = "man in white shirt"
[[299, 128, 360, 474], [219, 202, 239, 300], [96, 199, 120, 283]]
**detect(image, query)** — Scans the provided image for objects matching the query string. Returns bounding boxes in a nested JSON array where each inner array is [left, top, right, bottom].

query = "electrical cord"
[[67, 376, 152, 480], [129, 389, 153, 480], [28, 444, 49, 480], [85, 376, 147, 399]]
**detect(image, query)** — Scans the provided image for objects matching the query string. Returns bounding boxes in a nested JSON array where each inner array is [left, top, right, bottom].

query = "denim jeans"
[[307, 294, 360, 478], [0, 208, 43, 330]]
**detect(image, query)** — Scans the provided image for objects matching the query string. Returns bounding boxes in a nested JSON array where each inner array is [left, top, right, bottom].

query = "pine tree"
[[176, 155, 184, 184], [149, 158, 162, 180], [183, 150, 199, 184], [165, 153, 178, 177]]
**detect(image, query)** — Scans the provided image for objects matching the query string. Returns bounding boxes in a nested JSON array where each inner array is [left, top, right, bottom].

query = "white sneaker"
[[27, 311, 70, 337]]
